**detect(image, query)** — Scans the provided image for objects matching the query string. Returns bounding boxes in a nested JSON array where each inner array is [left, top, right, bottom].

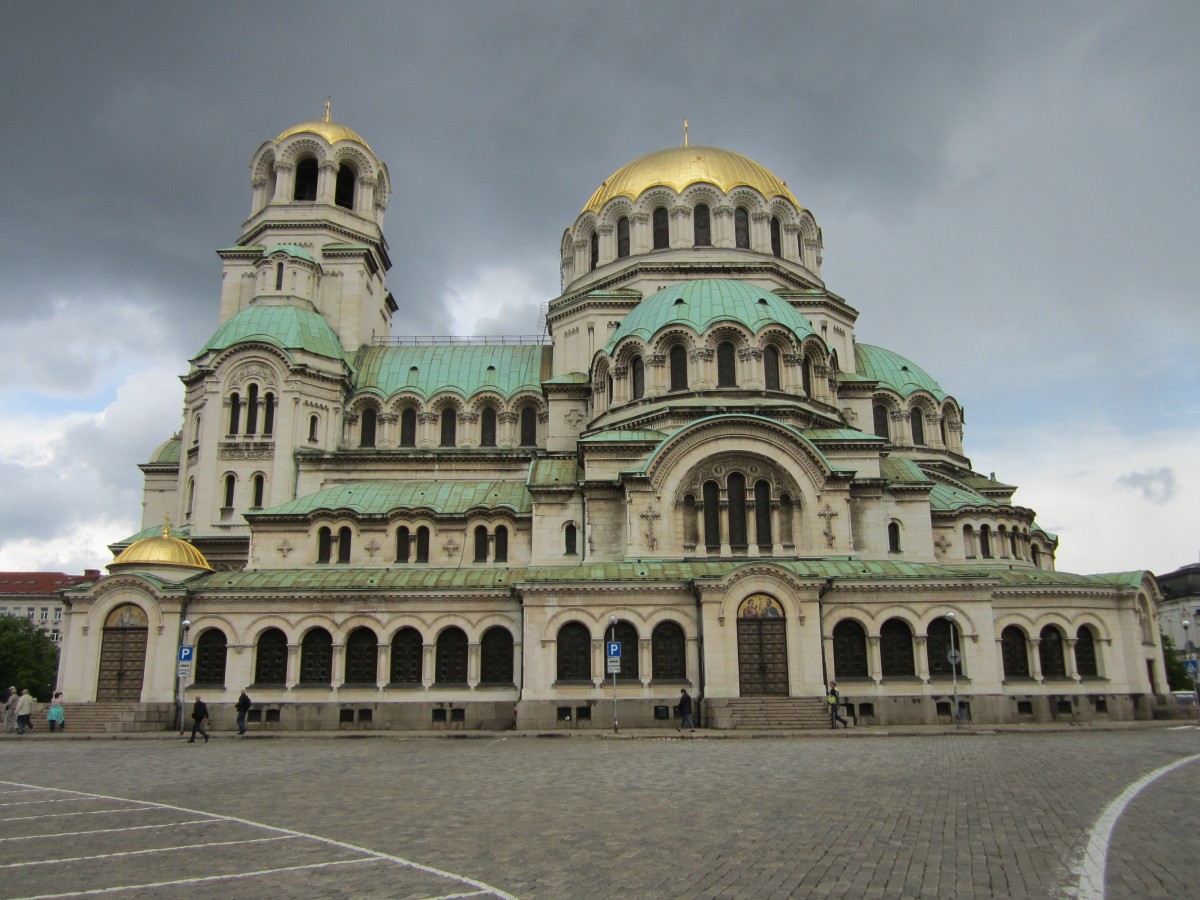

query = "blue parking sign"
[[1185, 659, 1199, 678], [179, 646, 194, 662], [606, 641, 621, 658]]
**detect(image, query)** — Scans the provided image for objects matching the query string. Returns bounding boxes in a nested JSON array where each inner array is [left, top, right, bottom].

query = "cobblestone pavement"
[[1, 726, 1198, 898]]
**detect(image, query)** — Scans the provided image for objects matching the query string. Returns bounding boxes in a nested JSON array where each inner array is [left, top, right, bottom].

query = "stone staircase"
[[706, 697, 834, 730], [56, 703, 175, 734]]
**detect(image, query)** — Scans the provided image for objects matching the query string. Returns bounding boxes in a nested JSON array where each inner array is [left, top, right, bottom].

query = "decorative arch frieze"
[[277, 138, 327, 167]]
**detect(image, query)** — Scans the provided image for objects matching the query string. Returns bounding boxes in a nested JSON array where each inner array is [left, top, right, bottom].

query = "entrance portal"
[[96, 604, 148, 701], [735, 594, 788, 695]]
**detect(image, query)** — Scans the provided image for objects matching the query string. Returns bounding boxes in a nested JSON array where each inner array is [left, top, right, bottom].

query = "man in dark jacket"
[[676, 688, 695, 731], [189, 696, 210, 743], [235, 689, 252, 735]]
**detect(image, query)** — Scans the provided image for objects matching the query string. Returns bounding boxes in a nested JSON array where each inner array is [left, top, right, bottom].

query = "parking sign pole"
[[608, 615, 619, 733]]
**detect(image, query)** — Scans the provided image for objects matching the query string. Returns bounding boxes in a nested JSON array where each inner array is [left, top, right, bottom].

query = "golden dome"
[[112, 526, 213, 572], [275, 119, 372, 151], [583, 145, 800, 214]]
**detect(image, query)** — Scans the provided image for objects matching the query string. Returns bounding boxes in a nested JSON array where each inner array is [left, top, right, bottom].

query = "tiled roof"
[[146, 437, 181, 464], [854, 343, 948, 401], [197, 304, 345, 361], [879, 456, 930, 483], [928, 482, 997, 510], [0, 572, 99, 594], [350, 344, 547, 400], [527, 459, 582, 487], [253, 480, 532, 517]]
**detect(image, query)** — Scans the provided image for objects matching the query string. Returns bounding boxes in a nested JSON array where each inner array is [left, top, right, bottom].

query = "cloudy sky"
[[1, 1, 1196, 577]]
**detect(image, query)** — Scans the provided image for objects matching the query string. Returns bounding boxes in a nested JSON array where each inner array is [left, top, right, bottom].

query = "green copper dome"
[[197, 304, 345, 360], [605, 279, 814, 352], [854, 343, 947, 401]]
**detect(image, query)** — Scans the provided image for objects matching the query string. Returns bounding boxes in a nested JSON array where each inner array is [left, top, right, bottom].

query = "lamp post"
[[1184, 619, 1199, 724], [176, 619, 191, 734], [945, 611, 960, 730], [608, 614, 619, 733]]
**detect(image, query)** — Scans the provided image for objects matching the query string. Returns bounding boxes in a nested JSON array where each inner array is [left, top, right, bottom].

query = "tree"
[[0, 617, 59, 701], [1161, 632, 1194, 692]]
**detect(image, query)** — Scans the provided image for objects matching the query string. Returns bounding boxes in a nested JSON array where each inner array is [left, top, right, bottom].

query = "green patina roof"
[[194, 567, 521, 592], [605, 279, 814, 352], [928, 482, 997, 510], [146, 437, 181, 465], [855, 343, 947, 401], [254, 480, 532, 517], [265, 244, 318, 264], [803, 428, 884, 443], [528, 459, 582, 487], [111, 524, 192, 548], [579, 429, 670, 443], [350, 345, 546, 400], [198, 304, 345, 361], [631, 414, 841, 475], [880, 456, 930, 483]]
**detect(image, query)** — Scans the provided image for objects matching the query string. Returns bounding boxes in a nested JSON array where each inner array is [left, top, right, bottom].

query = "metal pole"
[[1185, 621, 1199, 725], [609, 615, 619, 733], [946, 611, 959, 730], [176, 621, 190, 734]]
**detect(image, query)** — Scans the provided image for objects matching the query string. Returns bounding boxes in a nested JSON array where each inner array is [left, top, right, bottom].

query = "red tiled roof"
[[0, 572, 99, 594]]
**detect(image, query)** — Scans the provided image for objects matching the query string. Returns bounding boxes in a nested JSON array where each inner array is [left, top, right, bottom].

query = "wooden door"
[[96, 605, 148, 701], [737, 618, 789, 695]]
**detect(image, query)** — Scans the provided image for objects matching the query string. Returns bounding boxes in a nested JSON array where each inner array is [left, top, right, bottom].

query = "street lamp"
[[945, 611, 960, 730], [1183, 619, 1199, 724], [608, 614, 619, 733], [176, 619, 191, 734]]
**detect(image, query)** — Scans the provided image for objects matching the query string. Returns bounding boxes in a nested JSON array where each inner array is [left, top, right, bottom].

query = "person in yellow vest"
[[828, 682, 849, 729]]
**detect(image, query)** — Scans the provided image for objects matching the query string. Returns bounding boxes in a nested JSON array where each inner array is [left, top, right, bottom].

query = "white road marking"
[[0, 834, 295, 868], [0, 797, 105, 807], [0, 820, 212, 842], [1072, 752, 1200, 899], [0, 807, 156, 823], [0, 779, 518, 900]]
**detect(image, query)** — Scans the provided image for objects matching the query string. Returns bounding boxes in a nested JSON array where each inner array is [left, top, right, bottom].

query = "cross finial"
[[683, 118, 689, 147], [161, 516, 171, 539], [324, 98, 331, 123]]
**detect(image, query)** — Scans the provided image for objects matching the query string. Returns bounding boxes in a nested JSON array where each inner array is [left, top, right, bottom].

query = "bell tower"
[[214, 107, 396, 349]]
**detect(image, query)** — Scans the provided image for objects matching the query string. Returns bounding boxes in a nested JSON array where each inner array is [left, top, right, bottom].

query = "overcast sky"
[[1, 1, 1196, 577]]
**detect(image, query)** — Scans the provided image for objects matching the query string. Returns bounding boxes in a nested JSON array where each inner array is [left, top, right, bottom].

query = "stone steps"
[[707, 697, 836, 730], [56, 703, 174, 733]]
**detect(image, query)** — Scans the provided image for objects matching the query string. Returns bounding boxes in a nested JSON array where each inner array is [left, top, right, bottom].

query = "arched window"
[[223, 474, 235, 509], [480, 627, 514, 684], [652, 207, 669, 249], [308, 414, 319, 442], [228, 393, 241, 435], [694, 203, 711, 246], [246, 384, 259, 434], [400, 408, 417, 447], [440, 408, 457, 447], [480, 408, 497, 447], [669, 344, 688, 391], [873, 404, 890, 439], [832, 620, 869, 678], [652, 621, 686, 680], [474, 525, 489, 563], [612, 620, 639, 681], [344, 627, 377, 684], [194, 629, 227, 685], [888, 522, 901, 553], [607, 374, 614, 404], [1009, 529, 1019, 558], [274, 262, 284, 291], [494, 525, 508, 563], [734, 207, 750, 249], [299, 628, 332, 684], [252, 474, 265, 509], [728, 473, 747, 549], [703, 481, 720, 551], [963, 525, 977, 559], [415, 526, 430, 563], [186, 478, 195, 519], [797, 233, 806, 263], [254, 628, 288, 685], [910, 409, 926, 446], [337, 526, 352, 564], [360, 408, 377, 448], [830, 350, 839, 372], [778, 493, 794, 545], [880, 618, 915, 677], [682, 494, 698, 547], [317, 527, 332, 564], [940, 415, 949, 447], [770, 216, 782, 257], [556, 622, 591, 682], [435, 628, 468, 684], [717, 342, 736, 387], [764, 346, 781, 390], [980, 525, 993, 559], [389, 627, 423, 684], [801, 357, 813, 396], [565, 523, 578, 555], [519, 405, 537, 447], [395, 526, 410, 563], [1075, 626, 1099, 677], [1031, 545, 1042, 568], [263, 392, 275, 436], [293, 157, 318, 201], [589, 231, 599, 271], [631, 356, 645, 400], [1039, 626, 1067, 677], [334, 164, 356, 210], [1001, 626, 1029, 678], [616, 216, 630, 258], [927, 618, 962, 677], [754, 480, 772, 549]]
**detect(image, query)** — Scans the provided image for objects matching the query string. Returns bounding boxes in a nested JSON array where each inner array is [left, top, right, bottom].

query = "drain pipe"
[[817, 578, 835, 691], [687, 579, 706, 726]]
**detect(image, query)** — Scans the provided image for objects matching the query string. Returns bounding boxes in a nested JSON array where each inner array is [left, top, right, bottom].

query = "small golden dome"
[[583, 145, 800, 214], [112, 526, 213, 572], [275, 119, 372, 151]]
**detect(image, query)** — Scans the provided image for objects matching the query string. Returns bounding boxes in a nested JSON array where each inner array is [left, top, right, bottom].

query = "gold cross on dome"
[[324, 99, 331, 123]]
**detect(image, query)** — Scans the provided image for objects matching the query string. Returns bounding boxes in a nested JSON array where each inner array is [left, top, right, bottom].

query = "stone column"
[[285, 643, 299, 689], [376, 643, 389, 689], [1065, 638, 1080, 681], [317, 160, 338, 204], [868, 635, 882, 683], [1029, 639, 1043, 682], [915, 635, 930, 682], [670, 206, 691, 249], [745, 502, 759, 557], [422, 643, 435, 688], [713, 205, 734, 248], [272, 163, 293, 204], [639, 638, 652, 686], [331, 643, 345, 688], [719, 499, 731, 556], [630, 213, 651, 254], [591, 638, 604, 688], [468, 642, 480, 688]]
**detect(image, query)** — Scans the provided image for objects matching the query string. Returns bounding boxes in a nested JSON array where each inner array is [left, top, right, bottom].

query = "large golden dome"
[[275, 119, 372, 151], [583, 145, 800, 214], [111, 526, 213, 572]]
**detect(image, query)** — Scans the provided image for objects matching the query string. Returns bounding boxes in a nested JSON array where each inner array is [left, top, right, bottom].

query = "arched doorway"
[[736, 594, 788, 695], [96, 604, 149, 701]]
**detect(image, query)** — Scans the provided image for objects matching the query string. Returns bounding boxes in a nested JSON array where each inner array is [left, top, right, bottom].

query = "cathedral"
[[57, 114, 1165, 730]]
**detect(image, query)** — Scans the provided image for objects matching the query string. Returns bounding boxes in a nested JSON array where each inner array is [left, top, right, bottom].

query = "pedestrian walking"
[[235, 689, 252, 735], [15, 689, 35, 734], [188, 696, 210, 743], [828, 681, 848, 728], [676, 688, 695, 731], [2, 686, 16, 733], [47, 692, 65, 732]]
